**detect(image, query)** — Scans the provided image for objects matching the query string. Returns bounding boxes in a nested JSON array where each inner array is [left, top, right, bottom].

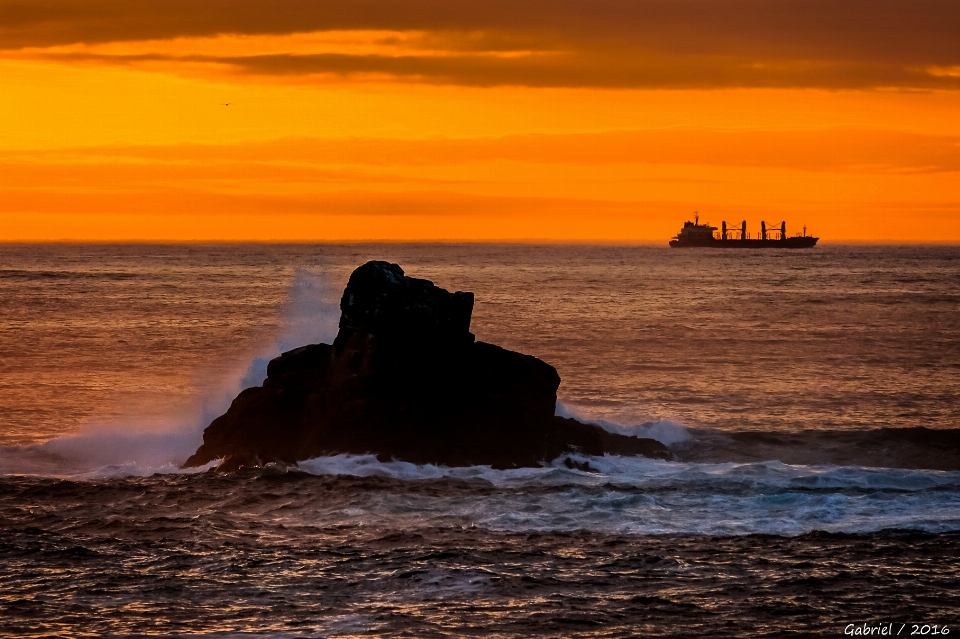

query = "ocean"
[[1, 243, 958, 637]]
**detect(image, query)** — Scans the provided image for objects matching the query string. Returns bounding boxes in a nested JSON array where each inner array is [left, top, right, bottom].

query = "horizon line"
[[3, 239, 959, 246]]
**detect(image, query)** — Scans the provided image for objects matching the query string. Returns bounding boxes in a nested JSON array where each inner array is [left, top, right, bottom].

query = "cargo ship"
[[669, 214, 818, 248]]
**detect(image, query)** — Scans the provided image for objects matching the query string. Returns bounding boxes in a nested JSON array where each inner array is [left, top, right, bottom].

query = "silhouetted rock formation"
[[184, 261, 670, 471]]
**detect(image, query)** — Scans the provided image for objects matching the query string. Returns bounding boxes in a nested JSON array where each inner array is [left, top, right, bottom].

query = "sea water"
[[1, 243, 958, 636]]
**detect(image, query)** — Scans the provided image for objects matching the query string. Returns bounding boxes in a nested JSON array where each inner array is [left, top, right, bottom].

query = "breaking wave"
[[2, 402, 957, 538], [290, 453, 960, 536]]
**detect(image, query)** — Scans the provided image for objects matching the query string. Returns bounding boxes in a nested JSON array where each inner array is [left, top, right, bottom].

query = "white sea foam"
[[295, 453, 960, 537], [3, 444, 958, 537]]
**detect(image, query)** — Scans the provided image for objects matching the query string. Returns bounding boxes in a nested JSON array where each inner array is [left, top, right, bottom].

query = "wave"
[[558, 401, 960, 471], [2, 440, 957, 537], [670, 425, 960, 472], [292, 453, 960, 536], [6, 451, 953, 537], [0, 431, 215, 479], [555, 402, 694, 446]]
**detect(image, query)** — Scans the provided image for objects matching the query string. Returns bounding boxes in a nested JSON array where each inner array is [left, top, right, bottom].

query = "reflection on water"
[[2, 243, 959, 447], [1, 243, 959, 636]]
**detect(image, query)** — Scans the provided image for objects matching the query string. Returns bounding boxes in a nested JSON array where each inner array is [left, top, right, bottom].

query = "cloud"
[[7, 127, 960, 173], [3, 0, 960, 89]]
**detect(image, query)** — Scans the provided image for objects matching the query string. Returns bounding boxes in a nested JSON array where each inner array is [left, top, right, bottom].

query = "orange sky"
[[2, 1, 959, 242]]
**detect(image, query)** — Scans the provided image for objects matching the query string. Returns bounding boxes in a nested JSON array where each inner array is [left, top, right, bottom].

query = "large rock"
[[184, 261, 669, 470]]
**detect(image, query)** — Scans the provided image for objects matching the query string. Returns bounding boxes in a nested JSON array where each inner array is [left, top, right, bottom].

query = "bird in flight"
[[221, 103, 231, 106]]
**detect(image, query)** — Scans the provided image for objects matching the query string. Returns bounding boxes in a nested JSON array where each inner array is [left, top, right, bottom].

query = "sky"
[[2, 0, 959, 242]]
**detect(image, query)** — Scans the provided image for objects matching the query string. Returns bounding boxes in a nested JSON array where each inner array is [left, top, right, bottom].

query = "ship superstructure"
[[669, 213, 818, 248]]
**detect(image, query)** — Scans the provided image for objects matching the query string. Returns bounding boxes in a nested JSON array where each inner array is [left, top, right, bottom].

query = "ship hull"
[[669, 237, 819, 248]]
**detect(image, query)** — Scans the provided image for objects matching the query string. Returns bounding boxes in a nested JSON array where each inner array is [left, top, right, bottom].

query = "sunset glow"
[[2, 1, 959, 242]]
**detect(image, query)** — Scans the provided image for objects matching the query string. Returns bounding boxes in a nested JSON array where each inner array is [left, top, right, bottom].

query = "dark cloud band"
[[3, 0, 960, 89]]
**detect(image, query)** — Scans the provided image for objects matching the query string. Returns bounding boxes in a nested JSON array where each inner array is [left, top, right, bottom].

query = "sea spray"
[[0, 268, 341, 478], [238, 267, 340, 388]]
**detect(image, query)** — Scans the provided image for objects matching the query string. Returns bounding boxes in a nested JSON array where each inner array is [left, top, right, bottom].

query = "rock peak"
[[335, 260, 474, 348]]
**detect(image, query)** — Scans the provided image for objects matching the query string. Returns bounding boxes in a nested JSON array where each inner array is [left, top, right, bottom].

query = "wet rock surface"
[[184, 261, 670, 470]]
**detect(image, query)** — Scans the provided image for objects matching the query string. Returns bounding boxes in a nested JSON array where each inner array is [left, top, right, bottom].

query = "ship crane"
[[721, 220, 748, 240], [759, 221, 788, 241]]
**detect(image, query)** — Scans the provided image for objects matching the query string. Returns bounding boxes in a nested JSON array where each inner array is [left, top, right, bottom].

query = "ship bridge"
[[673, 213, 717, 242]]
